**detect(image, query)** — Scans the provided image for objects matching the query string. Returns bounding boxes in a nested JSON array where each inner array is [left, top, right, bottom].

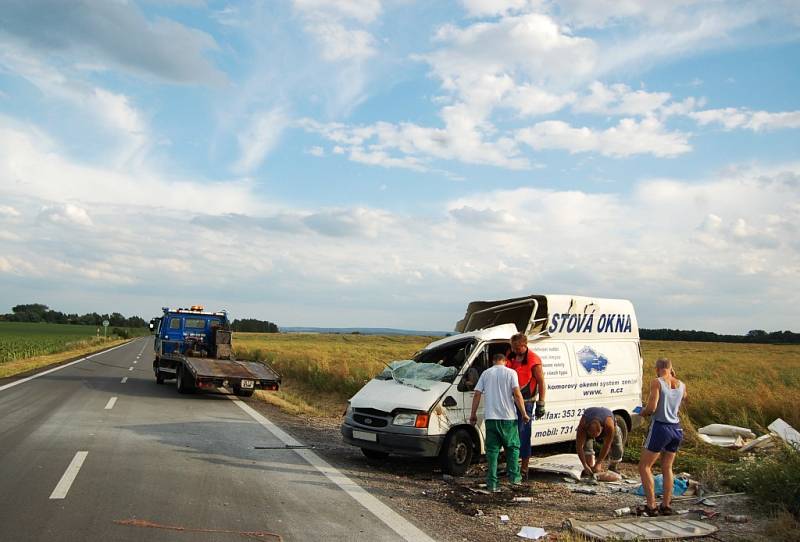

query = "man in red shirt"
[[506, 332, 546, 481]]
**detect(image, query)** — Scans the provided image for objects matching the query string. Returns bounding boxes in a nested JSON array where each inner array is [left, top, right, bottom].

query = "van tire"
[[440, 428, 474, 476], [361, 448, 389, 460], [615, 413, 629, 445]]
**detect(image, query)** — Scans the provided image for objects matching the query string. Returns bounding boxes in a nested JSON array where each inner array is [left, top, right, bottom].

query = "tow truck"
[[151, 306, 280, 396]]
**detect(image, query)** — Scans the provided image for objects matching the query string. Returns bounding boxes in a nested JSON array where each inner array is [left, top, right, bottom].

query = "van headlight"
[[344, 402, 353, 418], [393, 411, 430, 428]]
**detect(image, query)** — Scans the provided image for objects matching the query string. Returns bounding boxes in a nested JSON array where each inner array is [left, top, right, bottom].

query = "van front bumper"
[[341, 423, 444, 457]]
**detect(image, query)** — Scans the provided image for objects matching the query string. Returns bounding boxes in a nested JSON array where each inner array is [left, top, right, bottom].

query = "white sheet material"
[[768, 418, 800, 450], [530, 453, 584, 480], [698, 424, 756, 439], [517, 526, 547, 540]]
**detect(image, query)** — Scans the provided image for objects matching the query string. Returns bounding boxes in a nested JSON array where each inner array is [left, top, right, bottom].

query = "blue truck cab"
[[152, 306, 280, 396]]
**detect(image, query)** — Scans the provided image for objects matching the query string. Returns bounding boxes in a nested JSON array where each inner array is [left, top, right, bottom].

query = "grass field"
[[235, 333, 800, 430]]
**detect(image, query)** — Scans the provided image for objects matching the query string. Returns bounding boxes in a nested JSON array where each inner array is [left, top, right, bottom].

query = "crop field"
[[0, 322, 121, 363], [235, 333, 800, 430]]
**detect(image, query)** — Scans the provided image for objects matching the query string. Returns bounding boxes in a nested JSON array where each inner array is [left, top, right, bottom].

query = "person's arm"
[[533, 364, 546, 402], [640, 379, 660, 417], [469, 390, 482, 425], [575, 419, 591, 473], [512, 387, 530, 423], [593, 417, 616, 471]]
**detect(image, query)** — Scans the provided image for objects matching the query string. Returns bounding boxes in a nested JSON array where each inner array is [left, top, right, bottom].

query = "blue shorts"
[[516, 402, 534, 459], [645, 421, 683, 453]]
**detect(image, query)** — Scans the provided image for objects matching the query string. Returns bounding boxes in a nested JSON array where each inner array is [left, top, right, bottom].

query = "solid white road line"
[[121, 377, 128, 384], [0, 342, 130, 393], [104, 397, 118, 410], [49, 451, 89, 499], [229, 397, 436, 542]]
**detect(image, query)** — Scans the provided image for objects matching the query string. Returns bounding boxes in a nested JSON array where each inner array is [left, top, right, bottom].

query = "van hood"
[[349, 378, 452, 413]]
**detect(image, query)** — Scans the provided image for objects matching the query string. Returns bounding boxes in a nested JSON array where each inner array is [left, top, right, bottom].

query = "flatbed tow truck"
[[151, 306, 280, 397]]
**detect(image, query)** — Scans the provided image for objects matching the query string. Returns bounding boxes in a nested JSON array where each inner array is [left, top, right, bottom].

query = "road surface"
[[0, 337, 434, 542]]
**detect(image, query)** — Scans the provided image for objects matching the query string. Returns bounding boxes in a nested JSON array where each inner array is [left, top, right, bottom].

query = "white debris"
[[500, 514, 510, 523], [516, 526, 547, 539], [739, 433, 777, 453], [768, 418, 800, 450], [698, 433, 746, 448], [530, 454, 584, 480], [698, 424, 756, 440]]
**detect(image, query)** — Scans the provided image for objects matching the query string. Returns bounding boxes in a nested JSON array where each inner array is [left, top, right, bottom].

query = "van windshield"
[[374, 339, 474, 390]]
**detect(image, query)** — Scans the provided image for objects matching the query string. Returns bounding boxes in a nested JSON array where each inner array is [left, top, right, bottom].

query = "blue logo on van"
[[577, 346, 608, 373]]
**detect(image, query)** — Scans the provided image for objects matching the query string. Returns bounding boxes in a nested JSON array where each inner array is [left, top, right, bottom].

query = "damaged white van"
[[341, 295, 644, 475]]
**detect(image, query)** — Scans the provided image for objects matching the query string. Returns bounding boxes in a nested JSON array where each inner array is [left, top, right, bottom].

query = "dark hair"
[[492, 353, 506, 363]]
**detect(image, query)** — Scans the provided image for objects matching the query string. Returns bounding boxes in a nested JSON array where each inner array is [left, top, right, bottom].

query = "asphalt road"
[[0, 337, 434, 542]]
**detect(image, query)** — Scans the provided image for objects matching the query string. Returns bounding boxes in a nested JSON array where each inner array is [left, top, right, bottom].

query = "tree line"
[[640, 328, 800, 344], [231, 318, 279, 333], [1, 304, 147, 328]]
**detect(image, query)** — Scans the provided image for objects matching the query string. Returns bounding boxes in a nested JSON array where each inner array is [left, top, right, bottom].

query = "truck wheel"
[[155, 369, 165, 385], [233, 386, 254, 398], [176, 366, 194, 394], [440, 428, 474, 476], [361, 448, 389, 460], [615, 413, 629, 445]]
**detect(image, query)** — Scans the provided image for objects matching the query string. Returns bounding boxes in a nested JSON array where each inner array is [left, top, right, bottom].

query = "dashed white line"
[[228, 397, 435, 542], [121, 377, 128, 384], [128, 367, 134, 371], [49, 451, 88, 499], [133, 360, 138, 364], [104, 397, 118, 410]]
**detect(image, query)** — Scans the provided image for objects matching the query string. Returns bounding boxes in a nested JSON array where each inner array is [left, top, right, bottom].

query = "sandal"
[[658, 503, 675, 516], [636, 504, 659, 517]]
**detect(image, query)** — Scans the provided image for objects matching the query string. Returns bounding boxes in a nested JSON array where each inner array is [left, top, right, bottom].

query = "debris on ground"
[[768, 418, 800, 450], [725, 514, 751, 523], [698, 423, 756, 448], [634, 473, 689, 497], [563, 516, 719, 540], [594, 470, 623, 483], [516, 526, 547, 539], [738, 433, 777, 453], [500, 514, 510, 523], [529, 453, 585, 480]]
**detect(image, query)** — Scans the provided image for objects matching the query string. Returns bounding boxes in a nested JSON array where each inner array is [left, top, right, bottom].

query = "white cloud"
[[461, 0, 533, 18], [307, 146, 325, 157], [38, 203, 93, 227], [517, 117, 691, 157], [573, 81, 671, 117], [690, 108, 800, 132], [306, 21, 377, 61], [293, 0, 380, 61], [233, 108, 291, 174], [0, 205, 21, 217], [293, 0, 382, 24]]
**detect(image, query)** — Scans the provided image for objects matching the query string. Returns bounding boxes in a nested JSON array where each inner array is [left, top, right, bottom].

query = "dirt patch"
[[243, 398, 773, 541]]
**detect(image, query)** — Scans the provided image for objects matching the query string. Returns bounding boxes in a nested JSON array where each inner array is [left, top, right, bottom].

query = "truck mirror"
[[458, 367, 480, 392]]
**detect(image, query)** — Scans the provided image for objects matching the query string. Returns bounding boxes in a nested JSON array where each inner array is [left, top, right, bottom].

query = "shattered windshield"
[[374, 339, 474, 390]]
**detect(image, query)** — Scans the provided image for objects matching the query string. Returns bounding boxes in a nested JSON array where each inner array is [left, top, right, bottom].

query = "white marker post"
[[102, 319, 109, 339]]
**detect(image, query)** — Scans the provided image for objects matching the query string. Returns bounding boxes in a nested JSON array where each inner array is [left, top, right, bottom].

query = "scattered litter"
[[530, 454, 584, 480], [562, 477, 577, 484], [768, 418, 800, 450], [478, 483, 487, 488], [634, 474, 688, 497], [469, 487, 490, 495], [572, 487, 597, 495], [698, 433, 746, 448], [725, 514, 751, 523], [739, 433, 777, 453], [500, 514, 510, 523], [563, 516, 718, 540], [442, 474, 455, 483], [613, 507, 632, 517], [676, 509, 690, 515], [595, 471, 622, 483], [516, 526, 547, 540], [688, 509, 719, 520], [698, 424, 756, 440], [698, 498, 716, 507], [474, 509, 484, 517], [513, 496, 533, 503], [421, 491, 427, 496]]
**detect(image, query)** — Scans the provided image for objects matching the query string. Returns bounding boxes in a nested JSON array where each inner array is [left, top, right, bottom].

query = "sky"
[[0, 0, 798, 333]]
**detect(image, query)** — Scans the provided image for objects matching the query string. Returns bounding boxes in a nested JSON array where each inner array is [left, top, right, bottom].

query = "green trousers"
[[485, 419, 521, 489]]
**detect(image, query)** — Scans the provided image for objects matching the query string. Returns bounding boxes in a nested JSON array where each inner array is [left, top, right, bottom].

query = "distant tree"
[[231, 318, 280, 333]]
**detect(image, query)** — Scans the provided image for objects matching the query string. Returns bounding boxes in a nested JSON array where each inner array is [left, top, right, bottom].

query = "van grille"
[[354, 411, 389, 428]]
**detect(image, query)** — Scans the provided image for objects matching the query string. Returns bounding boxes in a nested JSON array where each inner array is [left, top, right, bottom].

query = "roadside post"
[[102, 319, 109, 339]]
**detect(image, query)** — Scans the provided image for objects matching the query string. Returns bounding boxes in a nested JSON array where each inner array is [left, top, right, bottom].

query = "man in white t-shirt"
[[469, 353, 530, 491]]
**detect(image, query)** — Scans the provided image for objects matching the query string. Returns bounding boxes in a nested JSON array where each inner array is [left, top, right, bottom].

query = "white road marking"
[[49, 451, 89, 499], [133, 360, 137, 364], [128, 367, 134, 371], [0, 342, 130, 393], [104, 397, 118, 410], [121, 377, 128, 384], [229, 397, 436, 542]]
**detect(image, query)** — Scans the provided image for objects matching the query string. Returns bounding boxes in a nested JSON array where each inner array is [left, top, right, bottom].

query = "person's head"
[[492, 353, 507, 365], [586, 419, 604, 438], [655, 357, 672, 375], [510, 333, 528, 356]]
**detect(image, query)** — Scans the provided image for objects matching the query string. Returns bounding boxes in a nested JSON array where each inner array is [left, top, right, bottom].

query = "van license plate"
[[352, 430, 377, 442], [240, 379, 254, 389]]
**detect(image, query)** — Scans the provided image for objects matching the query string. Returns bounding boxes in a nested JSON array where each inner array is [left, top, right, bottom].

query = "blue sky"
[[0, 0, 798, 333]]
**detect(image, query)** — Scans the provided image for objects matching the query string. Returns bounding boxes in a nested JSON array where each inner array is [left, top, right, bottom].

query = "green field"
[[0, 322, 143, 363]]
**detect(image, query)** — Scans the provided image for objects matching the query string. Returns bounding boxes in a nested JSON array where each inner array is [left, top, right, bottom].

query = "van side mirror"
[[458, 367, 480, 392]]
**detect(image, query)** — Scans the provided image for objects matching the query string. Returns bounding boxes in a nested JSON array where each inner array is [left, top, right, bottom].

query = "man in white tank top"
[[637, 357, 687, 516]]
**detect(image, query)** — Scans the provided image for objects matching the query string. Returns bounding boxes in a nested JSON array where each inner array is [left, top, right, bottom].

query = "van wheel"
[[176, 366, 194, 394], [615, 414, 629, 445], [440, 428, 474, 476], [361, 448, 389, 460]]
